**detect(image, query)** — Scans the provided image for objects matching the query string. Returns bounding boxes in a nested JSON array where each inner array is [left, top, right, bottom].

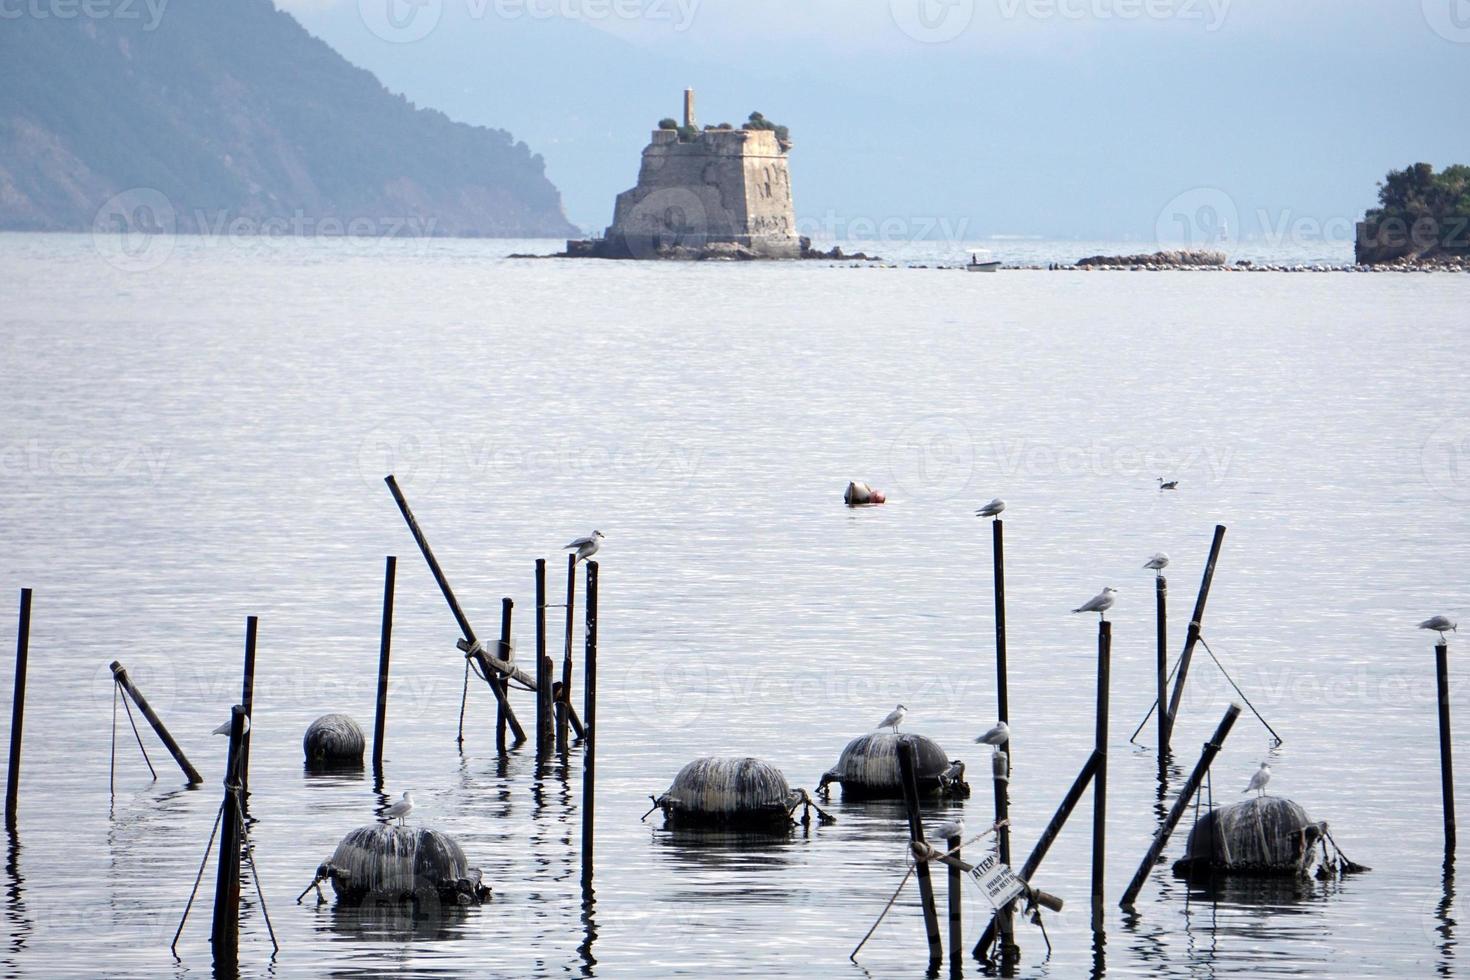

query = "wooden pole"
[[993, 518, 1010, 763], [1155, 574, 1168, 765], [582, 561, 598, 885], [1119, 703, 1241, 908], [1092, 619, 1111, 933], [536, 559, 550, 755], [898, 738, 943, 967], [5, 589, 31, 828], [497, 598, 513, 754], [373, 556, 396, 772], [975, 752, 1099, 958], [559, 553, 576, 752], [1439, 642, 1456, 863], [239, 616, 257, 795], [385, 474, 530, 746], [993, 752, 1017, 970], [210, 704, 246, 966], [109, 661, 202, 784], [947, 832, 962, 974], [1163, 525, 1226, 744]]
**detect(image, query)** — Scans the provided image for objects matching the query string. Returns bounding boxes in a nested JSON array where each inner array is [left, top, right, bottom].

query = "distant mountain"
[[0, 0, 576, 237]]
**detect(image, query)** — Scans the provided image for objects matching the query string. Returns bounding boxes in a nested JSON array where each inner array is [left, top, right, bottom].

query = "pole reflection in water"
[[1436, 867, 1456, 977]]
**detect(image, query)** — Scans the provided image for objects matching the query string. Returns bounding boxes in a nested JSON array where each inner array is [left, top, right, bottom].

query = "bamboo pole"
[[899, 738, 943, 967], [1163, 525, 1226, 746], [109, 662, 202, 784], [1439, 641, 1456, 863], [373, 556, 396, 772]]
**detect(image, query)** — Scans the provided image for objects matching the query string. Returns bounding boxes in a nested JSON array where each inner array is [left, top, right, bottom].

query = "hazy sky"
[[281, 0, 1470, 242]]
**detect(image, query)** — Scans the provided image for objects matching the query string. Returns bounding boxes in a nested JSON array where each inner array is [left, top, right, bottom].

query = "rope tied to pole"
[[1197, 635, 1283, 746]]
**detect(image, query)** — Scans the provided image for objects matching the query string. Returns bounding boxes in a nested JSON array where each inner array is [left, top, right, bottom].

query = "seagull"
[[212, 716, 250, 736], [1158, 478, 1179, 491], [1072, 587, 1118, 619], [1243, 763, 1271, 798], [975, 721, 1010, 746], [1420, 616, 1459, 637], [975, 498, 1006, 519], [564, 531, 604, 563], [929, 819, 964, 842], [382, 791, 414, 826], [877, 704, 907, 732], [1144, 553, 1170, 575]]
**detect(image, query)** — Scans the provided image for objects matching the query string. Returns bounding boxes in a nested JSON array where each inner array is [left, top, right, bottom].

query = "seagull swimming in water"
[[1243, 763, 1271, 798], [1420, 616, 1459, 637], [975, 498, 1006, 519], [877, 704, 907, 732], [1073, 587, 1118, 619], [382, 791, 414, 826], [564, 531, 604, 563], [975, 721, 1010, 746], [1144, 553, 1170, 575], [1158, 478, 1179, 491]]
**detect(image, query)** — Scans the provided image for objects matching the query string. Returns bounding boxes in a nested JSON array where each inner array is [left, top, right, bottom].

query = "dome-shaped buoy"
[[844, 481, 886, 506], [1172, 796, 1368, 878], [818, 732, 969, 799], [311, 824, 491, 906], [304, 713, 365, 769], [650, 757, 832, 830]]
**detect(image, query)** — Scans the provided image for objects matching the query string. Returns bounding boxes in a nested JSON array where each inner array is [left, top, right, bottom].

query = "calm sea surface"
[[1, 233, 1468, 978]]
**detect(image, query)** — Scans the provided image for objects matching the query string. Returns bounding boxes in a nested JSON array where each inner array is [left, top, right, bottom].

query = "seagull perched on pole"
[[928, 819, 964, 843], [876, 704, 907, 732], [212, 716, 250, 736], [564, 531, 604, 563], [1243, 763, 1271, 798], [1144, 553, 1169, 576], [975, 721, 1010, 746], [382, 791, 414, 826], [1072, 587, 1118, 619], [975, 498, 1006, 519], [1420, 616, 1459, 637]]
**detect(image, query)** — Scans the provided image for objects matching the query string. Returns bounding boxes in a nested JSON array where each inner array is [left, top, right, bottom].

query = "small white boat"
[[966, 250, 1001, 272]]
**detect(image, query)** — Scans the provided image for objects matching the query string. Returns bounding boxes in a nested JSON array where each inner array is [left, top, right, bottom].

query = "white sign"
[[969, 853, 1026, 909]]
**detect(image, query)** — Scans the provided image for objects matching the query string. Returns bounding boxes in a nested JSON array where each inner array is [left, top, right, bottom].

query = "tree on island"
[[1359, 162, 1470, 263]]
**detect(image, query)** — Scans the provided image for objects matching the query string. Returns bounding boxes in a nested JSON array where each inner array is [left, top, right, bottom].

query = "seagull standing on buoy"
[[975, 498, 1006, 519], [877, 704, 907, 732], [564, 531, 604, 563], [974, 721, 1010, 746], [382, 791, 414, 826], [1420, 616, 1459, 637], [1072, 587, 1118, 619], [1144, 553, 1169, 576], [1243, 763, 1271, 798]]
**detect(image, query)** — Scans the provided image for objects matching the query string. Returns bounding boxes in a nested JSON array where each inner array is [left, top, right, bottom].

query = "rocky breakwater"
[[1075, 249, 1226, 269]]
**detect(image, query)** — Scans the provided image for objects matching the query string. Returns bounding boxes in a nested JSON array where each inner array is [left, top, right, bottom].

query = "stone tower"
[[574, 92, 800, 260]]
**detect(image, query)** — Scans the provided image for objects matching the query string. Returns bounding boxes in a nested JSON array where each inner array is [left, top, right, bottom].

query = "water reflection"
[[4, 830, 29, 959], [1435, 868, 1455, 977]]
